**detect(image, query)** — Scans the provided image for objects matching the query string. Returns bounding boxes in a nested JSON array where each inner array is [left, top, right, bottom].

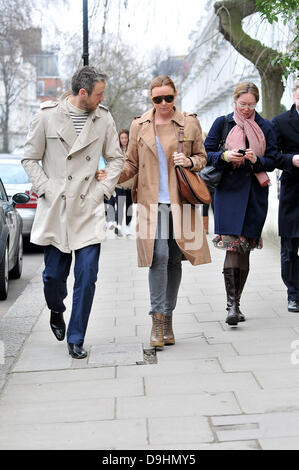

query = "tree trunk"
[[261, 72, 284, 119], [214, 0, 285, 120]]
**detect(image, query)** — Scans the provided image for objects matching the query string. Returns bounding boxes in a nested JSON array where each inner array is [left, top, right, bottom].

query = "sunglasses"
[[152, 95, 174, 104]]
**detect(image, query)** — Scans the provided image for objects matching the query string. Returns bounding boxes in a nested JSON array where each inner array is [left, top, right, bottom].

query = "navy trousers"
[[43, 244, 101, 345], [281, 237, 299, 302]]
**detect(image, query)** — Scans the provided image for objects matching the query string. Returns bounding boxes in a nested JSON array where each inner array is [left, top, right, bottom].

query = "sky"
[[41, 0, 207, 58]]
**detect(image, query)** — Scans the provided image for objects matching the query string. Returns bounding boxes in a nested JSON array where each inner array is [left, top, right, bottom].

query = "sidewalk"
[[0, 228, 299, 450]]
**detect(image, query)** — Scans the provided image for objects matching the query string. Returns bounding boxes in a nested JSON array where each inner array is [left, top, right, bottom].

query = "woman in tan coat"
[[97, 75, 211, 348]]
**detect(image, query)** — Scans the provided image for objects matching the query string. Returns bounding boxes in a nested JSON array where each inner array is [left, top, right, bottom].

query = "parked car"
[[0, 177, 30, 299], [0, 153, 19, 159], [0, 158, 37, 237]]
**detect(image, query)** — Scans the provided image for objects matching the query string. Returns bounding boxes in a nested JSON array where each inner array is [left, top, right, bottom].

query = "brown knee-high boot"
[[163, 314, 175, 345], [236, 268, 249, 322], [150, 313, 164, 348], [223, 268, 240, 326]]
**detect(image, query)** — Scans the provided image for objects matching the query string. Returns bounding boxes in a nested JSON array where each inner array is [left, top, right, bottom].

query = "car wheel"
[[0, 244, 9, 300], [10, 234, 23, 280]]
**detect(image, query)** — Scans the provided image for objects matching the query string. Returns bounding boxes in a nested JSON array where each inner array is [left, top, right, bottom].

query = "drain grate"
[[88, 343, 157, 366], [138, 347, 157, 365]]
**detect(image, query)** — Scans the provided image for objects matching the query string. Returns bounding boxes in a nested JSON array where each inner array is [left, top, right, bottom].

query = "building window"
[[37, 80, 45, 96]]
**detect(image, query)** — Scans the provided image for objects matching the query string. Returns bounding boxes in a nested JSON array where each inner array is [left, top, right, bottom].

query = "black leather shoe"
[[288, 300, 299, 312], [68, 343, 88, 359], [238, 312, 246, 322], [50, 311, 65, 341]]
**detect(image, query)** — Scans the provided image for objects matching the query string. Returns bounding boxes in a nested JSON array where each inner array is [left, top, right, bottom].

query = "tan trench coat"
[[22, 97, 124, 253], [118, 107, 211, 267]]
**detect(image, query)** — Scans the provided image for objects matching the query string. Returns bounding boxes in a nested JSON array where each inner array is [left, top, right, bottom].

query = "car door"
[[0, 179, 17, 264]]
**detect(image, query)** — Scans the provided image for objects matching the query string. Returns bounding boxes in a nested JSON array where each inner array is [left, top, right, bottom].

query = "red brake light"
[[16, 190, 38, 209]]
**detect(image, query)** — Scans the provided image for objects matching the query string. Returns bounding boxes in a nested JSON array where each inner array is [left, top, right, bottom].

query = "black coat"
[[205, 112, 278, 238], [272, 104, 299, 238]]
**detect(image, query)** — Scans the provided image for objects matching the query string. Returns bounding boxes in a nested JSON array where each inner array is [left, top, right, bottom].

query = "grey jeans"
[[148, 204, 182, 316]]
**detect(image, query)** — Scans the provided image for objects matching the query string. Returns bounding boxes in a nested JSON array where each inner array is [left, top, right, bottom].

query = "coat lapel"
[[57, 98, 102, 155], [138, 108, 185, 158], [139, 121, 157, 157], [288, 104, 299, 134], [56, 103, 77, 150], [69, 112, 101, 155], [137, 108, 156, 157]]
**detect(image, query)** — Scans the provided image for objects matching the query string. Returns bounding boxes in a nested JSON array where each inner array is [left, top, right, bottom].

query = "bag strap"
[[218, 114, 229, 150], [178, 126, 184, 153], [178, 112, 187, 153]]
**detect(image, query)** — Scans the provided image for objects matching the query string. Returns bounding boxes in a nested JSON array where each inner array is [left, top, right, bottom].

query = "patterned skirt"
[[212, 235, 263, 253]]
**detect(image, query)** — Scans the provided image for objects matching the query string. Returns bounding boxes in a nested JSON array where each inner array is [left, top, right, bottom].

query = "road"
[[0, 241, 44, 321]]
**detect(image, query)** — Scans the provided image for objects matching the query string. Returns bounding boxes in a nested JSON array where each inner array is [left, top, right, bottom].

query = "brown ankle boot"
[[150, 313, 164, 348], [163, 314, 175, 345]]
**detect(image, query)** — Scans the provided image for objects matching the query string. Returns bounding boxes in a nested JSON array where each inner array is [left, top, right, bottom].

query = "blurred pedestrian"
[[204, 82, 278, 326], [22, 66, 124, 359], [106, 129, 134, 236], [272, 82, 299, 312]]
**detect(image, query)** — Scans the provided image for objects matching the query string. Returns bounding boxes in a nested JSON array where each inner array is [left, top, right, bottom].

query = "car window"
[[0, 179, 8, 201], [0, 163, 30, 184]]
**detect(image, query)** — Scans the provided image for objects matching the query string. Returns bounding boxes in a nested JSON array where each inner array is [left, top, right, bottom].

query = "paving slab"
[[253, 368, 299, 389], [0, 376, 144, 405], [259, 437, 299, 450], [0, 396, 115, 424], [144, 371, 261, 395], [117, 358, 222, 378], [117, 392, 242, 419], [8, 367, 115, 385], [211, 411, 299, 441], [235, 388, 299, 414], [148, 416, 214, 445], [88, 343, 144, 366], [219, 353, 295, 372], [0, 418, 147, 450]]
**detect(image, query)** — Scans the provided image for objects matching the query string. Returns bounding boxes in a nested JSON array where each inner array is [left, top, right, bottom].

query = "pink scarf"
[[226, 108, 266, 157]]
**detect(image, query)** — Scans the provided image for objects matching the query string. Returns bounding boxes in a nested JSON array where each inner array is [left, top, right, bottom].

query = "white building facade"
[[182, 0, 296, 241]]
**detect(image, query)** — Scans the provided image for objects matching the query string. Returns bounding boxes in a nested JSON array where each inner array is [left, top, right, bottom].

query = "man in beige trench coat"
[[22, 66, 124, 359]]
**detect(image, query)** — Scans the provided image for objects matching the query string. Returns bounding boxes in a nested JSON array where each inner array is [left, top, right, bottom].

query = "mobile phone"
[[238, 149, 246, 156], [98, 155, 106, 170]]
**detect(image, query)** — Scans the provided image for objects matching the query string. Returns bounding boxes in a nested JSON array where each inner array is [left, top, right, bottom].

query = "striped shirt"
[[67, 98, 89, 135]]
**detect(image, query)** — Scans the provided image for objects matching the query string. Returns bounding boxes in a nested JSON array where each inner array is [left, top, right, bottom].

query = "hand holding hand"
[[224, 149, 245, 164], [173, 152, 192, 168], [95, 170, 107, 181], [292, 155, 299, 167]]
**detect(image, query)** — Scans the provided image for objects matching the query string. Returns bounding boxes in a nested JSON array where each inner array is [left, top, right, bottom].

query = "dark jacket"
[[272, 104, 299, 238], [205, 111, 278, 238]]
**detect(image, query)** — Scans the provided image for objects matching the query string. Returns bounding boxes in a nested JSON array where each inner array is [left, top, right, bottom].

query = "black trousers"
[[281, 237, 299, 301], [106, 188, 133, 226]]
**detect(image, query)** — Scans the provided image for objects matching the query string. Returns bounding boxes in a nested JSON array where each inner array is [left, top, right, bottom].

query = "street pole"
[[82, 0, 89, 65]]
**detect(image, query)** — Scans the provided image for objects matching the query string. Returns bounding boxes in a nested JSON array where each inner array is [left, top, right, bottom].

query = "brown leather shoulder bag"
[[175, 121, 211, 205]]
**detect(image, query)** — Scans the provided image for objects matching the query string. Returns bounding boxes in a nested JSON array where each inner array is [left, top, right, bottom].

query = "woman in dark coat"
[[272, 83, 299, 312], [204, 82, 278, 326]]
